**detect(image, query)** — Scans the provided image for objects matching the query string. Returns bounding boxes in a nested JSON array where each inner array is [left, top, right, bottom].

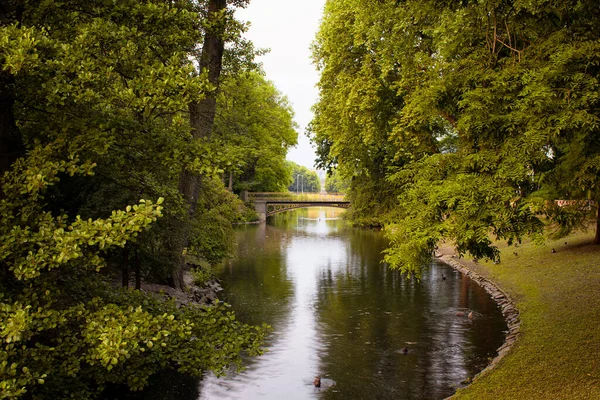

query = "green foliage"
[[0, 143, 164, 279], [214, 71, 298, 193], [189, 175, 256, 265], [0, 126, 265, 400], [1, 0, 214, 281], [191, 263, 215, 287], [343, 174, 399, 227], [287, 161, 321, 193], [312, 0, 600, 273], [324, 168, 349, 194], [0, 0, 268, 398], [0, 276, 266, 399]]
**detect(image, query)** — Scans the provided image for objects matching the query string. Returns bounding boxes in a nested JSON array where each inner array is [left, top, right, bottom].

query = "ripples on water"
[[195, 208, 506, 400]]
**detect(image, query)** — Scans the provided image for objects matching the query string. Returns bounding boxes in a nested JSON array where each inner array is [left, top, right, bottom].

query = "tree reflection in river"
[[217, 223, 295, 327], [199, 208, 506, 399]]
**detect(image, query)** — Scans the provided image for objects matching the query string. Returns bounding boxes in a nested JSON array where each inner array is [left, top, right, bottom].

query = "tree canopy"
[[311, 0, 600, 275], [214, 71, 298, 193], [324, 168, 349, 194]]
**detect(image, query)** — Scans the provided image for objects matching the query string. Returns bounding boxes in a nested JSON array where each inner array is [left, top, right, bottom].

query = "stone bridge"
[[243, 192, 350, 221]]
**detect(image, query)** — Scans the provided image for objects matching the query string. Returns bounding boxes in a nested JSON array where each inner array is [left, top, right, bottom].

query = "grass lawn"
[[445, 231, 600, 399]]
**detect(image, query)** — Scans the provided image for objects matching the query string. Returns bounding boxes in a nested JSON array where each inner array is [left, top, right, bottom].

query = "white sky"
[[235, 0, 326, 170]]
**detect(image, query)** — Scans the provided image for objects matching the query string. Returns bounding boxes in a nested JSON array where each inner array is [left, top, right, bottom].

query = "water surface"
[[199, 208, 506, 399]]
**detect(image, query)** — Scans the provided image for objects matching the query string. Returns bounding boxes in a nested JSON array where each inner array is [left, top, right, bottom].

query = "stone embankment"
[[189, 278, 223, 304], [139, 271, 223, 306], [438, 254, 520, 379]]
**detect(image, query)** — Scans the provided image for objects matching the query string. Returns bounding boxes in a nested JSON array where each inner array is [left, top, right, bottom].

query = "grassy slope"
[[449, 231, 600, 399]]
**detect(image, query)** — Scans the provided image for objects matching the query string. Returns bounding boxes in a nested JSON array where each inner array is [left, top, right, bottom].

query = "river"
[[197, 207, 507, 399]]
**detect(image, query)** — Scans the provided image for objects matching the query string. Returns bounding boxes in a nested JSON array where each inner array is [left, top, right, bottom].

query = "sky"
[[235, 0, 326, 170]]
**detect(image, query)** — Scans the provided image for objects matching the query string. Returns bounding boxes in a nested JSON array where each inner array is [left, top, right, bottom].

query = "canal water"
[[198, 207, 507, 399]]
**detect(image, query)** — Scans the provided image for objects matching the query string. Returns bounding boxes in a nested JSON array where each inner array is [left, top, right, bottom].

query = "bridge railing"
[[247, 192, 347, 202]]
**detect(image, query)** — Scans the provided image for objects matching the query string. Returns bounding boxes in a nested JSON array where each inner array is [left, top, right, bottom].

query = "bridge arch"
[[266, 202, 350, 217]]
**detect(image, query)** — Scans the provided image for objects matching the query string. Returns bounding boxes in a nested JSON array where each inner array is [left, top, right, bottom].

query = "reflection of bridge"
[[244, 192, 350, 221]]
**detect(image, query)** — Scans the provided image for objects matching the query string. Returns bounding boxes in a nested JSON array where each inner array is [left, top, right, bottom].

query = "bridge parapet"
[[247, 192, 347, 202]]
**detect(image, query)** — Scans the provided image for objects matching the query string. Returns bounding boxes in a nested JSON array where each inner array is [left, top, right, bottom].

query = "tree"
[[325, 168, 349, 194], [0, 1, 266, 397], [214, 71, 298, 193], [172, 0, 228, 289], [288, 161, 321, 193], [189, 175, 257, 265], [311, 0, 600, 275], [309, 0, 415, 226]]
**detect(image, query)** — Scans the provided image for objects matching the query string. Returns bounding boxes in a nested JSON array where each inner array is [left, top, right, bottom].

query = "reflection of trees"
[[265, 207, 350, 239], [216, 208, 347, 329], [266, 208, 303, 230], [452, 270, 508, 376], [416, 264, 507, 395], [314, 230, 506, 399], [214, 225, 295, 328], [105, 370, 199, 400], [314, 229, 433, 399]]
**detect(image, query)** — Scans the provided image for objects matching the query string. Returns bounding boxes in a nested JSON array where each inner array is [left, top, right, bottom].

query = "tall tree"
[[213, 71, 298, 193], [311, 0, 600, 275], [173, 0, 227, 289]]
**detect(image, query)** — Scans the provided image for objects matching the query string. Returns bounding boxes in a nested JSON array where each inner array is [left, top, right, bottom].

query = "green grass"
[[453, 231, 600, 399]]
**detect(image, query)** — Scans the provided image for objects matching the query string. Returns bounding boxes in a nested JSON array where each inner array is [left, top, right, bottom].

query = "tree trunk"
[[172, 0, 227, 289], [121, 246, 130, 288], [0, 70, 25, 177], [594, 202, 600, 245], [228, 170, 233, 191], [134, 250, 141, 290]]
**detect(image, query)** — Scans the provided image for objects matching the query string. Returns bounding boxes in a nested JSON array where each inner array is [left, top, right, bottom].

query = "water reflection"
[[199, 208, 506, 399]]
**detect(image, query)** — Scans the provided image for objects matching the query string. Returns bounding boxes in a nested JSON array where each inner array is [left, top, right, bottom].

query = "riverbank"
[[120, 270, 223, 307], [438, 231, 600, 399]]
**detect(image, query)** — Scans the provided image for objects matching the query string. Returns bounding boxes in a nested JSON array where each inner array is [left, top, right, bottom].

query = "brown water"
[[197, 208, 507, 399]]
